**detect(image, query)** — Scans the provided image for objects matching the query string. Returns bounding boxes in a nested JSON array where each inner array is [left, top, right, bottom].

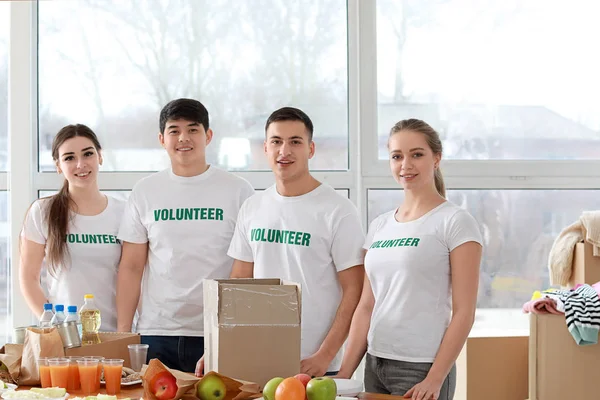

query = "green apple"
[[306, 377, 337, 400], [262, 377, 285, 400], [196, 375, 227, 400]]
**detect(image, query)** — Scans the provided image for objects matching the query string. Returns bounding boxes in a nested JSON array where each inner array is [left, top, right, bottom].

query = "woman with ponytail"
[[19, 124, 125, 331], [337, 119, 483, 400]]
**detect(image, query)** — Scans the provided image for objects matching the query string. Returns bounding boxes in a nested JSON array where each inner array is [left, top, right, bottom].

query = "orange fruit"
[[275, 377, 306, 400]]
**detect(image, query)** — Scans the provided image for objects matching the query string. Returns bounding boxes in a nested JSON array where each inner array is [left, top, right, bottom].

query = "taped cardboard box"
[[455, 335, 528, 400], [66, 332, 140, 368], [568, 241, 600, 288], [204, 278, 301, 389], [529, 314, 600, 400]]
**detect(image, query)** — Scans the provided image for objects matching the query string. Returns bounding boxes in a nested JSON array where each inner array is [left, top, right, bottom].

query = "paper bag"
[[142, 359, 200, 400], [193, 371, 261, 400], [0, 344, 23, 384], [19, 327, 65, 385]]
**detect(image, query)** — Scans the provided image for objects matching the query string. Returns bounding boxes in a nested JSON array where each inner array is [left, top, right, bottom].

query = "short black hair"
[[265, 107, 314, 141], [159, 98, 209, 133]]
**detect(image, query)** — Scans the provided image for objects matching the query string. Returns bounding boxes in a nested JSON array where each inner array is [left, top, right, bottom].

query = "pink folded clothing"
[[522, 297, 563, 315]]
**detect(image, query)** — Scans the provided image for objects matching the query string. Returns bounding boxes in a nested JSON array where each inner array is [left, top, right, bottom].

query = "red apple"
[[294, 373, 312, 388], [150, 371, 178, 400]]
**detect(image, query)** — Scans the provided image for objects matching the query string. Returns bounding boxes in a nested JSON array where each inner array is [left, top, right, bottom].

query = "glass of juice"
[[48, 358, 69, 389], [102, 359, 124, 395], [77, 359, 99, 395], [66, 356, 82, 391], [83, 356, 104, 384], [37, 357, 52, 388]]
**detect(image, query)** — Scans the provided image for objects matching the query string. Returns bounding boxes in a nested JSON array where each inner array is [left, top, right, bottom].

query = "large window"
[[1, 0, 595, 339], [38, 0, 349, 172], [368, 189, 599, 309], [376, 0, 600, 160]]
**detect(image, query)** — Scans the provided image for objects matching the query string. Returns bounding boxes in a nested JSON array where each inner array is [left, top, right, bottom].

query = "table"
[[19, 385, 405, 399]]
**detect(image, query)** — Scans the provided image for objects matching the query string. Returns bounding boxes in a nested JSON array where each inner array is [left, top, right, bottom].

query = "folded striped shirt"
[[558, 284, 600, 346]]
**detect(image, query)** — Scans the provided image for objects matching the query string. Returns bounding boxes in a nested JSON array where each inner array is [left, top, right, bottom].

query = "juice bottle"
[[79, 294, 101, 345]]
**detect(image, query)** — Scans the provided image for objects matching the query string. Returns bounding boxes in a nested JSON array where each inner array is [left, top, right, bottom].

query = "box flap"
[[218, 284, 300, 326], [215, 278, 282, 285]]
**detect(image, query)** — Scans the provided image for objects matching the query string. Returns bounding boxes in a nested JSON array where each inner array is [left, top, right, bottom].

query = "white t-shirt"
[[118, 166, 254, 336], [363, 201, 483, 363], [228, 184, 365, 371], [22, 195, 126, 332]]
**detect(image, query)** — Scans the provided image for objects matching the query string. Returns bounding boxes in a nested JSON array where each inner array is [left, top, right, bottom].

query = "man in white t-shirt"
[[116, 99, 254, 372], [202, 107, 365, 377]]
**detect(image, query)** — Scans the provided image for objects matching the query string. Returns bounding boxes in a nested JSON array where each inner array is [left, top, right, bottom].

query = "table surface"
[[17, 385, 406, 399]]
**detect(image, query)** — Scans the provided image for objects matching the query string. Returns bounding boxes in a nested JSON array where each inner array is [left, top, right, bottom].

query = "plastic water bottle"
[[50, 305, 66, 325], [79, 294, 101, 345], [39, 303, 55, 328], [65, 305, 82, 337]]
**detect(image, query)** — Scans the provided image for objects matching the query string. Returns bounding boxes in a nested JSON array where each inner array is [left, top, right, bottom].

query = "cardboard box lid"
[[218, 282, 300, 326]]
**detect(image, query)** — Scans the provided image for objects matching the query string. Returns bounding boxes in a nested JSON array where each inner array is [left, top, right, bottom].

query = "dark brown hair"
[[265, 107, 314, 141], [45, 124, 102, 276], [390, 118, 446, 198]]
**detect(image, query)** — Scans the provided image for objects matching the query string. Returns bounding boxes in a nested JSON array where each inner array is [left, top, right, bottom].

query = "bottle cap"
[[55, 305, 64, 312], [67, 305, 77, 313], [43, 303, 53, 311], [84, 294, 94, 299]]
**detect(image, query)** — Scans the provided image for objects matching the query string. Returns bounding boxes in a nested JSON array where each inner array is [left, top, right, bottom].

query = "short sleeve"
[[445, 209, 483, 252], [331, 209, 366, 272], [117, 189, 148, 244], [239, 180, 255, 204], [363, 214, 386, 250], [227, 200, 254, 262], [21, 200, 47, 244]]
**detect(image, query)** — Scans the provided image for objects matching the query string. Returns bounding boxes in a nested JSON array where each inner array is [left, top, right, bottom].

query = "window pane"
[[39, 0, 348, 172], [0, 191, 8, 344], [0, 2, 8, 171], [367, 189, 598, 310], [376, 0, 600, 160]]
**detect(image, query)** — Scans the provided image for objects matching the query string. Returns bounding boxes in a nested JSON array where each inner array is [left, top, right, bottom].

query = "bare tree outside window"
[[38, 0, 348, 172], [376, 0, 600, 161]]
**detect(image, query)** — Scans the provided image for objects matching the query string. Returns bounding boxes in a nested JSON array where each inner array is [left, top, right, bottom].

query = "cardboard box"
[[204, 278, 301, 388], [455, 335, 528, 400], [66, 332, 140, 368], [529, 314, 600, 400], [569, 241, 600, 288]]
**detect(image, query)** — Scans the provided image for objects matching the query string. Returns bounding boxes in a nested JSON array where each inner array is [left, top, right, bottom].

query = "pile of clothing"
[[523, 282, 600, 346], [547, 210, 600, 286]]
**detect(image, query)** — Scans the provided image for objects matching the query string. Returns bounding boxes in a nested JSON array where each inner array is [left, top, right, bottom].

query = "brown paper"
[[19, 327, 65, 385], [193, 371, 261, 400], [141, 359, 261, 400], [0, 344, 23, 384], [142, 359, 199, 400]]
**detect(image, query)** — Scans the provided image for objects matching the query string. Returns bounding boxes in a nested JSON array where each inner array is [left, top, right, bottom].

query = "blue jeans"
[[364, 353, 456, 399], [141, 336, 204, 373]]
